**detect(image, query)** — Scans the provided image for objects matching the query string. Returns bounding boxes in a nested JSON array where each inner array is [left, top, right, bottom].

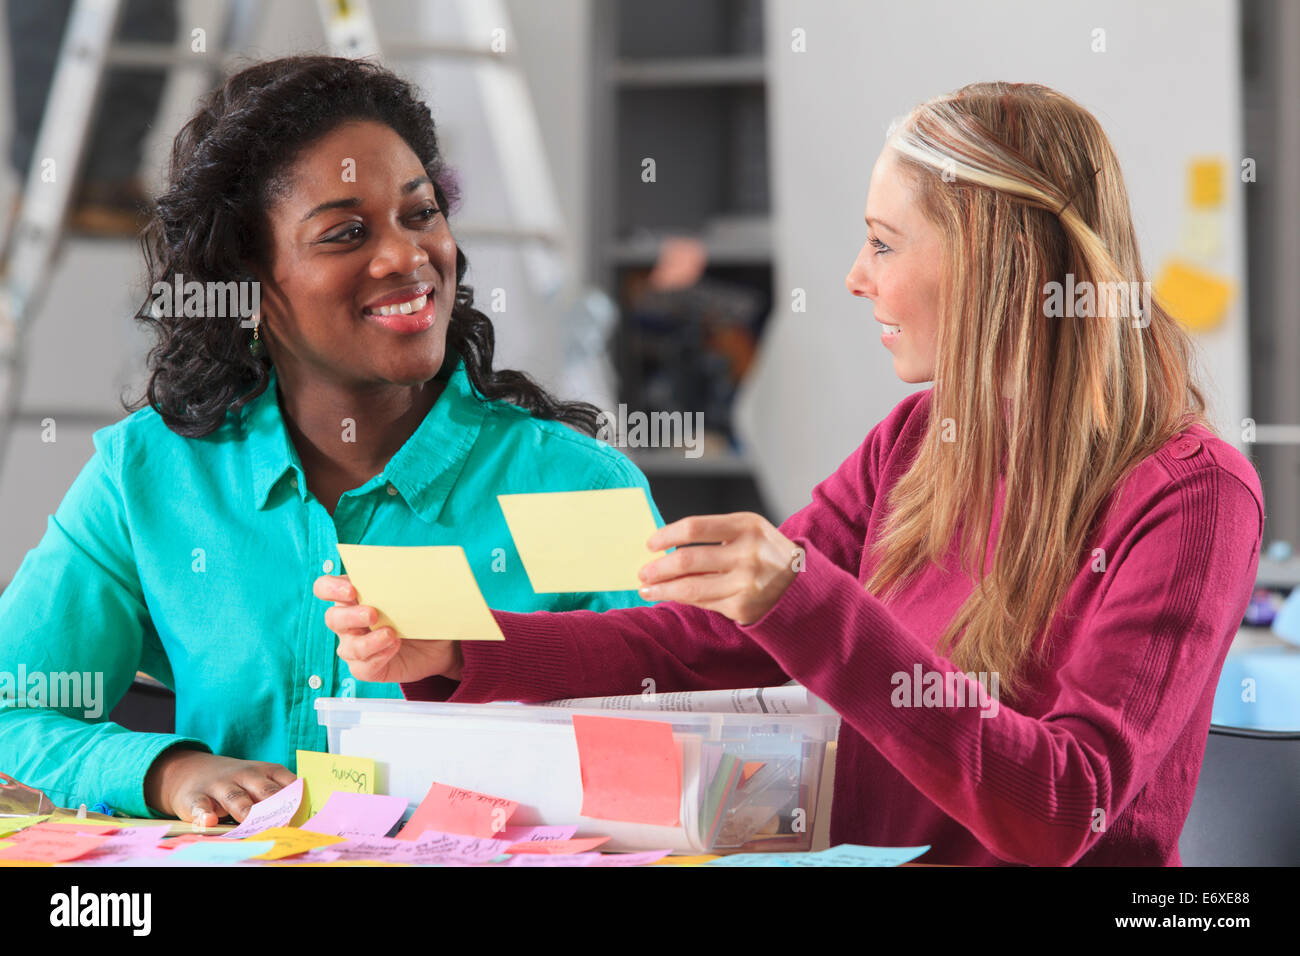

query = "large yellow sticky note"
[[1153, 260, 1234, 332], [296, 750, 376, 817], [335, 544, 504, 641], [245, 827, 344, 861], [498, 488, 665, 593]]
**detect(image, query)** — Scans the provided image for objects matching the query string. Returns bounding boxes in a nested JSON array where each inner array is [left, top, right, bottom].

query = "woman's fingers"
[[642, 570, 745, 607], [312, 573, 356, 603], [184, 794, 222, 828], [339, 627, 400, 666], [639, 540, 739, 585], [324, 603, 376, 634], [647, 513, 757, 552]]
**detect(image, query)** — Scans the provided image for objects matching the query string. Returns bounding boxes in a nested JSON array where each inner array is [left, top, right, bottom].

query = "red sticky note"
[[0, 829, 109, 862], [396, 781, 518, 839], [507, 836, 611, 855], [572, 714, 681, 826]]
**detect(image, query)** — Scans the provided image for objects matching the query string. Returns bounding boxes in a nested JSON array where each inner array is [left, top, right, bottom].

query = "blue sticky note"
[[705, 844, 930, 867], [165, 840, 276, 863]]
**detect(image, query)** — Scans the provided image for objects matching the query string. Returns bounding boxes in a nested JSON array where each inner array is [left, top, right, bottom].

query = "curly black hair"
[[127, 54, 600, 437]]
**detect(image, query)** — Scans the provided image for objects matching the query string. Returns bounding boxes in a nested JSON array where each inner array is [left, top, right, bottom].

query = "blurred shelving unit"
[[590, 0, 776, 523]]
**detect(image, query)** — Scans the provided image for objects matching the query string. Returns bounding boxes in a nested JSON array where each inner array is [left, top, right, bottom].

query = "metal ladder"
[[0, 0, 575, 476]]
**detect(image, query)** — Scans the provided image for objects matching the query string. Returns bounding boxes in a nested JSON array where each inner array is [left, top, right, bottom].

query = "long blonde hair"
[[865, 82, 1209, 701]]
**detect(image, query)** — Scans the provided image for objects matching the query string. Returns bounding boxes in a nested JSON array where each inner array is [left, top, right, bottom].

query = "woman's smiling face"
[[258, 119, 459, 387], [845, 148, 944, 383]]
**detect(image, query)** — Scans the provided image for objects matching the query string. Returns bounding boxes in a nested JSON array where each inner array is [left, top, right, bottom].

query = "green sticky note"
[[296, 750, 377, 818]]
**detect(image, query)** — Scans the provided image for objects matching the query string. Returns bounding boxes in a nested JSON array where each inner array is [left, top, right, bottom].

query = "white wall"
[[739, 0, 1247, 519]]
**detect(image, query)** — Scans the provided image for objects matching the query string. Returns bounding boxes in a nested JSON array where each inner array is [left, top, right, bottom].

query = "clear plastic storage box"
[[315, 696, 841, 855]]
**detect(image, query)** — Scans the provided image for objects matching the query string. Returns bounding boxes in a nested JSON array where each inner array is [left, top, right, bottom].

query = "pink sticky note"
[[32, 822, 120, 836], [224, 778, 305, 838], [0, 829, 110, 862], [505, 852, 603, 867], [507, 836, 610, 855], [588, 849, 673, 866], [402, 831, 512, 865], [396, 781, 518, 839], [76, 824, 173, 864], [495, 825, 579, 843], [572, 714, 681, 826], [302, 792, 408, 838]]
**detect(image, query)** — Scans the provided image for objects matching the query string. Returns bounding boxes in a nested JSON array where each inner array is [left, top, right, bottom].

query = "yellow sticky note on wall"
[[498, 488, 665, 593], [1153, 260, 1234, 332], [296, 750, 376, 818], [1188, 158, 1224, 209], [335, 544, 504, 641]]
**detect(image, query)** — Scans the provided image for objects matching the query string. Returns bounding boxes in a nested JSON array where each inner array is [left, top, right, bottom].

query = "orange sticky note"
[[572, 714, 681, 826], [507, 836, 611, 855], [396, 781, 518, 839], [0, 829, 109, 862], [740, 761, 765, 786]]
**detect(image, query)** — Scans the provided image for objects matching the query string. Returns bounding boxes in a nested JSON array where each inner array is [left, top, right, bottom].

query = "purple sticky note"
[[494, 825, 579, 843], [224, 778, 305, 839], [74, 824, 173, 865], [588, 849, 672, 866], [505, 852, 603, 867], [302, 792, 409, 838]]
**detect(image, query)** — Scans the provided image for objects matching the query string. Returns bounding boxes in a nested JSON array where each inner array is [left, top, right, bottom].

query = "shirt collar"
[[240, 354, 487, 523]]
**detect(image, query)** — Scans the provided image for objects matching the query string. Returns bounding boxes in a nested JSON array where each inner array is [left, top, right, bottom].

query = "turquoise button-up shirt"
[[0, 355, 661, 816]]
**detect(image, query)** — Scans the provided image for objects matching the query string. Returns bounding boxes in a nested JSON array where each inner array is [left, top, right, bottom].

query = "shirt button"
[[322, 559, 335, 574], [386, 484, 398, 496], [308, 674, 322, 690], [1173, 438, 1201, 460]]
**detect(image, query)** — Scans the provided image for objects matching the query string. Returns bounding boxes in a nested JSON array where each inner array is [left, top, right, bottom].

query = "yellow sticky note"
[[0, 815, 50, 837], [335, 544, 504, 641], [245, 826, 344, 861], [296, 750, 376, 817], [1188, 158, 1224, 209], [498, 488, 665, 593], [1153, 260, 1234, 332], [650, 854, 720, 866]]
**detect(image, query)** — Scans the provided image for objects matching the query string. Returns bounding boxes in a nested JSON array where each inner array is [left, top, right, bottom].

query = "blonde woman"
[[317, 82, 1263, 866]]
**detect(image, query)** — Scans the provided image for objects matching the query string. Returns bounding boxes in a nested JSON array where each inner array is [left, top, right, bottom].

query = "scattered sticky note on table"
[[498, 488, 664, 592], [396, 781, 518, 839], [335, 544, 504, 641], [223, 778, 305, 839], [166, 839, 275, 863], [572, 714, 681, 826], [1153, 260, 1233, 332], [0, 829, 109, 862], [303, 792, 408, 839], [507, 836, 610, 855], [296, 750, 376, 817], [244, 827, 344, 861], [704, 843, 930, 867], [495, 825, 578, 843]]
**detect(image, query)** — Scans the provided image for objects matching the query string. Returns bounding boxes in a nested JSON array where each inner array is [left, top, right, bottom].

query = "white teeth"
[[367, 292, 428, 316], [883, 324, 901, 334]]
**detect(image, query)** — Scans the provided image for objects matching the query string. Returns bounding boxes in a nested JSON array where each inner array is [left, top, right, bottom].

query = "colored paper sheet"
[[0, 829, 109, 862], [648, 854, 719, 866], [1188, 158, 1224, 208], [505, 852, 603, 867], [166, 839, 275, 863], [573, 714, 681, 826], [302, 792, 408, 839], [75, 824, 172, 864], [497, 488, 665, 592], [589, 849, 673, 866], [396, 781, 517, 839], [1153, 260, 1233, 332], [162, 833, 241, 848], [704, 844, 931, 867], [296, 749, 376, 817], [0, 814, 51, 837], [244, 827, 345, 861], [335, 544, 504, 641], [223, 778, 305, 838], [495, 825, 578, 843], [507, 836, 610, 855], [29, 821, 119, 836], [308, 831, 507, 865]]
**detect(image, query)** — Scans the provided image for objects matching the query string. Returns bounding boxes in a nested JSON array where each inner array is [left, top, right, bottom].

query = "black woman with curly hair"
[[0, 56, 661, 827]]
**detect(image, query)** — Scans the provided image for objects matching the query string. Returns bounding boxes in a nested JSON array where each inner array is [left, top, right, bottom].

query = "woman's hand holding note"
[[314, 574, 464, 684], [144, 749, 297, 826], [637, 512, 802, 626]]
